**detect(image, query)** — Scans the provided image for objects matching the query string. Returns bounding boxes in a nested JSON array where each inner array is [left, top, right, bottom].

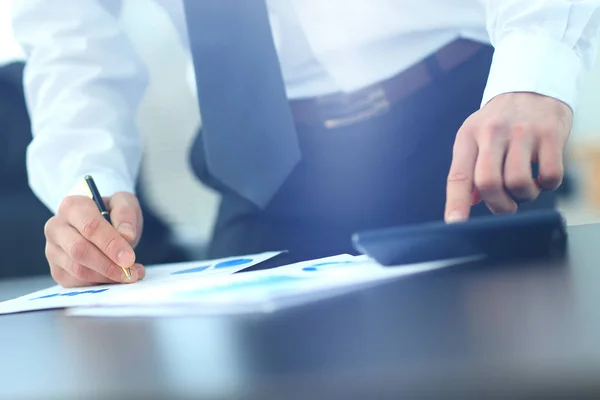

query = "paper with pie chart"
[[0, 251, 281, 315]]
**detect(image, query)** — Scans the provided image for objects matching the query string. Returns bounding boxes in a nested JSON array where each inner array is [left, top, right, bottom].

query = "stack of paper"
[[0, 252, 474, 317]]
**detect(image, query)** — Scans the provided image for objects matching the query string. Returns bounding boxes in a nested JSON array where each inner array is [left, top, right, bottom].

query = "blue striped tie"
[[183, 0, 301, 208]]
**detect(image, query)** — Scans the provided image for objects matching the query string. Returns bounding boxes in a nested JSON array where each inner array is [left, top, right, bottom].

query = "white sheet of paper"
[[0, 251, 281, 315], [67, 256, 478, 317]]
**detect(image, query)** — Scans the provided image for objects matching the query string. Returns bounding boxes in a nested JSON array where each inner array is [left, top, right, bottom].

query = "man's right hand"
[[44, 192, 146, 287]]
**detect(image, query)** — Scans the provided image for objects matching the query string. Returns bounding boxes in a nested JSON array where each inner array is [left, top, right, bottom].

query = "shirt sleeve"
[[11, 0, 148, 213], [482, 0, 600, 111]]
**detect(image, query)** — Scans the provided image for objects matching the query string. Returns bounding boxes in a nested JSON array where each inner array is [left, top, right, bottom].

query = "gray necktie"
[[183, 0, 301, 208]]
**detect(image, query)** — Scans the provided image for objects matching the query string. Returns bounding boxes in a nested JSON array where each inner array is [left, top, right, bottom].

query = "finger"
[[50, 263, 97, 288], [66, 260, 141, 285], [474, 133, 517, 214], [109, 192, 143, 246], [504, 140, 541, 201], [445, 132, 478, 222], [133, 263, 146, 280], [537, 139, 564, 190], [49, 261, 139, 288], [50, 262, 145, 288], [46, 242, 121, 284], [47, 221, 135, 283], [60, 196, 136, 270]]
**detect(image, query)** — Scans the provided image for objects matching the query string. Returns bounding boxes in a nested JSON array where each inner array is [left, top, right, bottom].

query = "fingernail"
[[446, 211, 465, 223], [117, 250, 135, 267], [118, 223, 135, 239]]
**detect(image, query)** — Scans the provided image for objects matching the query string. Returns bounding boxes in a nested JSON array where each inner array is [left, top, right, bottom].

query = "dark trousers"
[[200, 43, 556, 262]]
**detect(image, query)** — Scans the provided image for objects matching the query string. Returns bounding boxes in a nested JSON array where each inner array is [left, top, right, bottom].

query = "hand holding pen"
[[43, 175, 145, 288], [85, 175, 132, 280]]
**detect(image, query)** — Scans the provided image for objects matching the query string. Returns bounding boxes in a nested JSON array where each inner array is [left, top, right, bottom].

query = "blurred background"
[[1, 0, 600, 279]]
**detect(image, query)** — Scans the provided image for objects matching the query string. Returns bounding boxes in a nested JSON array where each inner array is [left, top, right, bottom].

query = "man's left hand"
[[444, 92, 572, 222]]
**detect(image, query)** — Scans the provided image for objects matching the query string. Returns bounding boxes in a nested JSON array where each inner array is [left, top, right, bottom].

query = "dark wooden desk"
[[2, 224, 600, 399]]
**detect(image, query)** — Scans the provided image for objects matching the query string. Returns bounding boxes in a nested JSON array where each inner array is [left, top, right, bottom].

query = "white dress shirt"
[[11, 0, 600, 213], [0, 1, 24, 67]]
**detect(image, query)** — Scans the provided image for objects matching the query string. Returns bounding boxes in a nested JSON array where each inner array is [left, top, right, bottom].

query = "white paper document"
[[0, 248, 476, 317], [0, 251, 281, 315], [67, 256, 475, 317]]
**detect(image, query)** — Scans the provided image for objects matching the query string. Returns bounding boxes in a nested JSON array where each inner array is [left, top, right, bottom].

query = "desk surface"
[[2, 224, 600, 399]]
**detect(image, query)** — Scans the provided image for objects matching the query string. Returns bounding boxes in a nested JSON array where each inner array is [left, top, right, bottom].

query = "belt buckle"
[[317, 85, 391, 129]]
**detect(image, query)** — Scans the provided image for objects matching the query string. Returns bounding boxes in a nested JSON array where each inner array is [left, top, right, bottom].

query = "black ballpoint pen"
[[84, 175, 132, 280]]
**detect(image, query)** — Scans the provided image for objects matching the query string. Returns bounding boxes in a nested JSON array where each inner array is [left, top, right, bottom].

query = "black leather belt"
[[289, 39, 485, 129]]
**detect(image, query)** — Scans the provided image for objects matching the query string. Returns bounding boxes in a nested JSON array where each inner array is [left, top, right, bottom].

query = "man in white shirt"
[[11, 0, 600, 287]]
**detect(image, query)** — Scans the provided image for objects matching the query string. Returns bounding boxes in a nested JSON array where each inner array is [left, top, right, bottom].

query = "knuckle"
[[103, 236, 121, 256], [505, 176, 532, 193], [538, 123, 558, 138], [458, 117, 477, 136], [43, 217, 56, 238], [510, 124, 531, 141], [484, 120, 502, 133], [96, 258, 113, 276], [478, 128, 500, 147], [114, 207, 137, 224], [58, 196, 79, 215], [548, 169, 564, 181], [49, 266, 64, 284], [128, 194, 141, 208], [543, 161, 564, 176], [70, 262, 87, 280], [505, 176, 530, 190], [69, 239, 89, 262], [482, 120, 505, 135], [44, 243, 54, 261], [541, 169, 564, 185], [81, 218, 102, 238], [447, 169, 471, 184], [475, 177, 502, 194], [115, 192, 140, 208]]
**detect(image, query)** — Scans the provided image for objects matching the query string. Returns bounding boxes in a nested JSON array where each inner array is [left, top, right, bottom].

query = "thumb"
[[107, 192, 143, 246]]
